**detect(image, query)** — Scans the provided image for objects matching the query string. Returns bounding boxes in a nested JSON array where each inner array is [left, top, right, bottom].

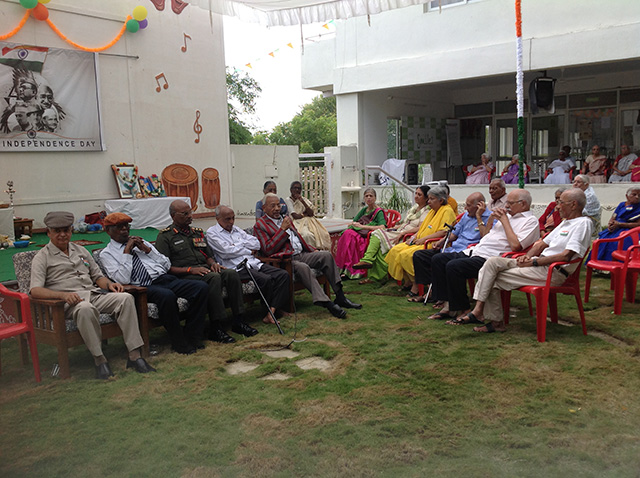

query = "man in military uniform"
[[155, 200, 258, 343], [30, 211, 155, 379]]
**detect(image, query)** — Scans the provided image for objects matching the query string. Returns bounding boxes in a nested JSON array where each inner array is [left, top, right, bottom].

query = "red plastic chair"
[[500, 255, 588, 342], [0, 283, 41, 382], [620, 245, 640, 304], [585, 226, 640, 315], [384, 209, 402, 229]]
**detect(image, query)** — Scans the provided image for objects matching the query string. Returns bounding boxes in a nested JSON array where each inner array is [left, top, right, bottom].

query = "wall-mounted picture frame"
[[111, 163, 141, 199]]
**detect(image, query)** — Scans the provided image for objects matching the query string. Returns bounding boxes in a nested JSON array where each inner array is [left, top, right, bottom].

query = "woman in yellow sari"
[[385, 186, 456, 294]]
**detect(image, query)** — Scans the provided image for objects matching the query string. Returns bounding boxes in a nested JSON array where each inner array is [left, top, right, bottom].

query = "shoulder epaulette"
[[193, 227, 203, 232], [159, 227, 171, 233]]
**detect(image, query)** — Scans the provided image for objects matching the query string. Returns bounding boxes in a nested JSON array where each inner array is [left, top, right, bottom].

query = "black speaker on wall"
[[529, 74, 556, 114]]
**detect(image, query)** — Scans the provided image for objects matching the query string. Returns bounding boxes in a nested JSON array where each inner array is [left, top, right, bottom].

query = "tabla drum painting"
[[201, 167, 220, 210], [161, 163, 198, 211]]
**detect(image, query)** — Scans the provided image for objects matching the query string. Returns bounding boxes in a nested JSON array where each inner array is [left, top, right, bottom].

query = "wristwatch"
[[478, 220, 485, 227], [532, 258, 538, 267]]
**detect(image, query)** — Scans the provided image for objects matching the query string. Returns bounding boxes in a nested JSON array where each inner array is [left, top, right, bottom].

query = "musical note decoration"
[[193, 110, 202, 143], [181, 33, 191, 52], [155, 73, 169, 92]]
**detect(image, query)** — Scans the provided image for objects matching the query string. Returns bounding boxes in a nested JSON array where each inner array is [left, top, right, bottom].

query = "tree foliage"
[[262, 95, 336, 153], [226, 68, 261, 144]]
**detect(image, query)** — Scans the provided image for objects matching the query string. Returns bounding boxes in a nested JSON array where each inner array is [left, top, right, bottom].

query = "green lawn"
[[1, 276, 640, 477]]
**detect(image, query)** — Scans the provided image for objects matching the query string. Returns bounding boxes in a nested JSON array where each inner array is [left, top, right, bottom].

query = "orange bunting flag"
[[287, 43, 293, 49], [245, 63, 252, 68], [268, 52, 274, 57], [322, 23, 329, 29]]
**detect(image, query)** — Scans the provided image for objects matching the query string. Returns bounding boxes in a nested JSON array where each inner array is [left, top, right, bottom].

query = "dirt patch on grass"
[[226, 361, 260, 375], [295, 394, 362, 427], [260, 372, 291, 381], [263, 349, 300, 359], [295, 356, 332, 371]]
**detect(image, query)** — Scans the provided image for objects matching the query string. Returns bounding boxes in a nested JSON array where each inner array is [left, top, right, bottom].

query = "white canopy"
[[184, 0, 429, 26]]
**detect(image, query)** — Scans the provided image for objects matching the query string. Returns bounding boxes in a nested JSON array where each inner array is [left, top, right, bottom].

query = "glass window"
[[569, 108, 616, 160], [621, 109, 640, 153], [387, 118, 400, 159], [426, 0, 480, 11]]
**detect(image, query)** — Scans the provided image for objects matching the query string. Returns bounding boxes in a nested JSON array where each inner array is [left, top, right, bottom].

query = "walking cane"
[[423, 222, 455, 305], [239, 258, 284, 335]]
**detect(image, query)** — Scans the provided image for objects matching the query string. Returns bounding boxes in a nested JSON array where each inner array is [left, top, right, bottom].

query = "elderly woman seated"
[[591, 186, 640, 261], [465, 153, 494, 184], [351, 185, 431, 284], [539, 187, 568, 234], [255, 181, 288, 219], [501, 155, 529, 184], [608, 145, 640, 183], [385, 186, 457, 296], [284, 181, 331, 250], [581, 145, 608, 183], [335, 188, 386, 279]]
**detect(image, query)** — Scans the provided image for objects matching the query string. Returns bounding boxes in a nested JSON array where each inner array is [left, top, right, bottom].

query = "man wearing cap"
[[155, 200, 258, 343], [100, 212, 209, 355], [25, 103, 43, 131], [30, 211, 155, 379]]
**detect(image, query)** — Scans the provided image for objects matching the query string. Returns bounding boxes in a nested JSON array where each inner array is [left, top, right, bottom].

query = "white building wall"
[[0, 0, 230, 227]]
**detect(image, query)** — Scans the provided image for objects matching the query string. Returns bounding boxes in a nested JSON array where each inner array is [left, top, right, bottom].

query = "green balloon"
[[20, 0, 38, 9], [126, 19, 140, 33]]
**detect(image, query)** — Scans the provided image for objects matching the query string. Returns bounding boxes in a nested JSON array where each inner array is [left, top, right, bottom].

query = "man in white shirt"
[[428, 189, 540, 321], [475, 178, 508, 237], [101, 213, 209, 355], [465, 188, 592, 333], [206, 206, 290, 324], [573, 174, 601, 238]]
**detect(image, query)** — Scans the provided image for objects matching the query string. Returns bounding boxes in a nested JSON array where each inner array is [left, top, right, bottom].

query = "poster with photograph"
[[0, 42, 104, 152]]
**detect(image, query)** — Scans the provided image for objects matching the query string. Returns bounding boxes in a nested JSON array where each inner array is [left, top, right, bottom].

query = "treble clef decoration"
[[193, 110, 202, 143]]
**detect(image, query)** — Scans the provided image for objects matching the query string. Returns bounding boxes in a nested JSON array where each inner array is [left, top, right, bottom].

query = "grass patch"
[[2, 273, 640, 477]]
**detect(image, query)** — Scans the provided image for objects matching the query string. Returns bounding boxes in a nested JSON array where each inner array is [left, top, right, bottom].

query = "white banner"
[[0, 42, 104, 152]]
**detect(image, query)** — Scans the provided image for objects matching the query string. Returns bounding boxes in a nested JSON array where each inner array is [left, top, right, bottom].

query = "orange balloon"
[[32, 3, 49, 21]]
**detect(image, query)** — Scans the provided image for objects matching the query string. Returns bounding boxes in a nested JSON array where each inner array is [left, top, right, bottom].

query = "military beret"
[[43, 211, 74, 228], [103, 212, 133, 227]]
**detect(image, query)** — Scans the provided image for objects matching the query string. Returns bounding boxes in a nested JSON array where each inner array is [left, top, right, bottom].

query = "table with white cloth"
[[0, 207, 15, 241], [104, 197, 191, 229]]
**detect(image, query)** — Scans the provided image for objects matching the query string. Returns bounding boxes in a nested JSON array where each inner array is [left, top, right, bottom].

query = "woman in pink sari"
[[581, 145, 607, 183], [335, 188, 386, 279], [465, 153, 494, 184]]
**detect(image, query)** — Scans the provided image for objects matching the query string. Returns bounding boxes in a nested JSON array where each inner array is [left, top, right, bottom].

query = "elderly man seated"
[[475, 179, 508, 237], [155, 200, 258, 343], [254, 193, 361, 319], [462, 188, 592, 333], [410, 192, 492, 301], [427, 189, 540, 322], [101, 212, 209, 355], [206, 205, 290, 324], [573, 174, 601, 238], [30, 211, 155, 379]]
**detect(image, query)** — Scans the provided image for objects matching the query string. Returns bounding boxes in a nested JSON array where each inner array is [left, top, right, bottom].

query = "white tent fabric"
[[184, 0, 429, 26]]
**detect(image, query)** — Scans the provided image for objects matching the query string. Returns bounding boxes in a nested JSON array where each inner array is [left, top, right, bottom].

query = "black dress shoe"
[[96, 362, 114, 380], [232, 322, 259, 337], [336, 297, 362, 309], [326, 302, 347, 319], [126, 357, 157, 373], [210, 328, 236, 344], [172, 343, 197, 355], [189, 339, 205, 350]]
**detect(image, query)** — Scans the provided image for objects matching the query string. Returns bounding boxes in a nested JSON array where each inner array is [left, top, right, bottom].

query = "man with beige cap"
[[30, 211, 155, 379]]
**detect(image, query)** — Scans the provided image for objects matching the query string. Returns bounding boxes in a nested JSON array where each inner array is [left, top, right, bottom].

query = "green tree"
[[226, 68, 261, 144], [263, 95, 336, 153]]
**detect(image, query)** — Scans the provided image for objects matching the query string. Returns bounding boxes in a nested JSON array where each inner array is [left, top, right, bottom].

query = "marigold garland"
[[45, 16, 130, 52], [0, 11, 30, 40]]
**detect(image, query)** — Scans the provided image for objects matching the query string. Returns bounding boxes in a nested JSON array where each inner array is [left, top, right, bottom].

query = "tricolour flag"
[[0, 45, 49, 73]]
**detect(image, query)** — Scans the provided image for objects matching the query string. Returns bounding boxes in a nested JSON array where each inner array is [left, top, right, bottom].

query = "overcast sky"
[[222, 16, 333, 132]]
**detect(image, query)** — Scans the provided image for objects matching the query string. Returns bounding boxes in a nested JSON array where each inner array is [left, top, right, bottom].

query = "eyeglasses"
[[556, 199, 574, 205], [112, 223, 131, 230], [505, 200, 524, 206]]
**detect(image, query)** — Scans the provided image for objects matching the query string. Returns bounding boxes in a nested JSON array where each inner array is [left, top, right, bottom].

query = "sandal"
[[445, 312, 484, 326], [407, 294, 426, 302], [473, 322, 506, 333], [406, 290, 420, 298], [358, 278, 373, 285]]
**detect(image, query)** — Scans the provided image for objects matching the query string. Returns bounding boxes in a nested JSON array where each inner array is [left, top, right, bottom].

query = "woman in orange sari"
[[581, 145, 607, 183]]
